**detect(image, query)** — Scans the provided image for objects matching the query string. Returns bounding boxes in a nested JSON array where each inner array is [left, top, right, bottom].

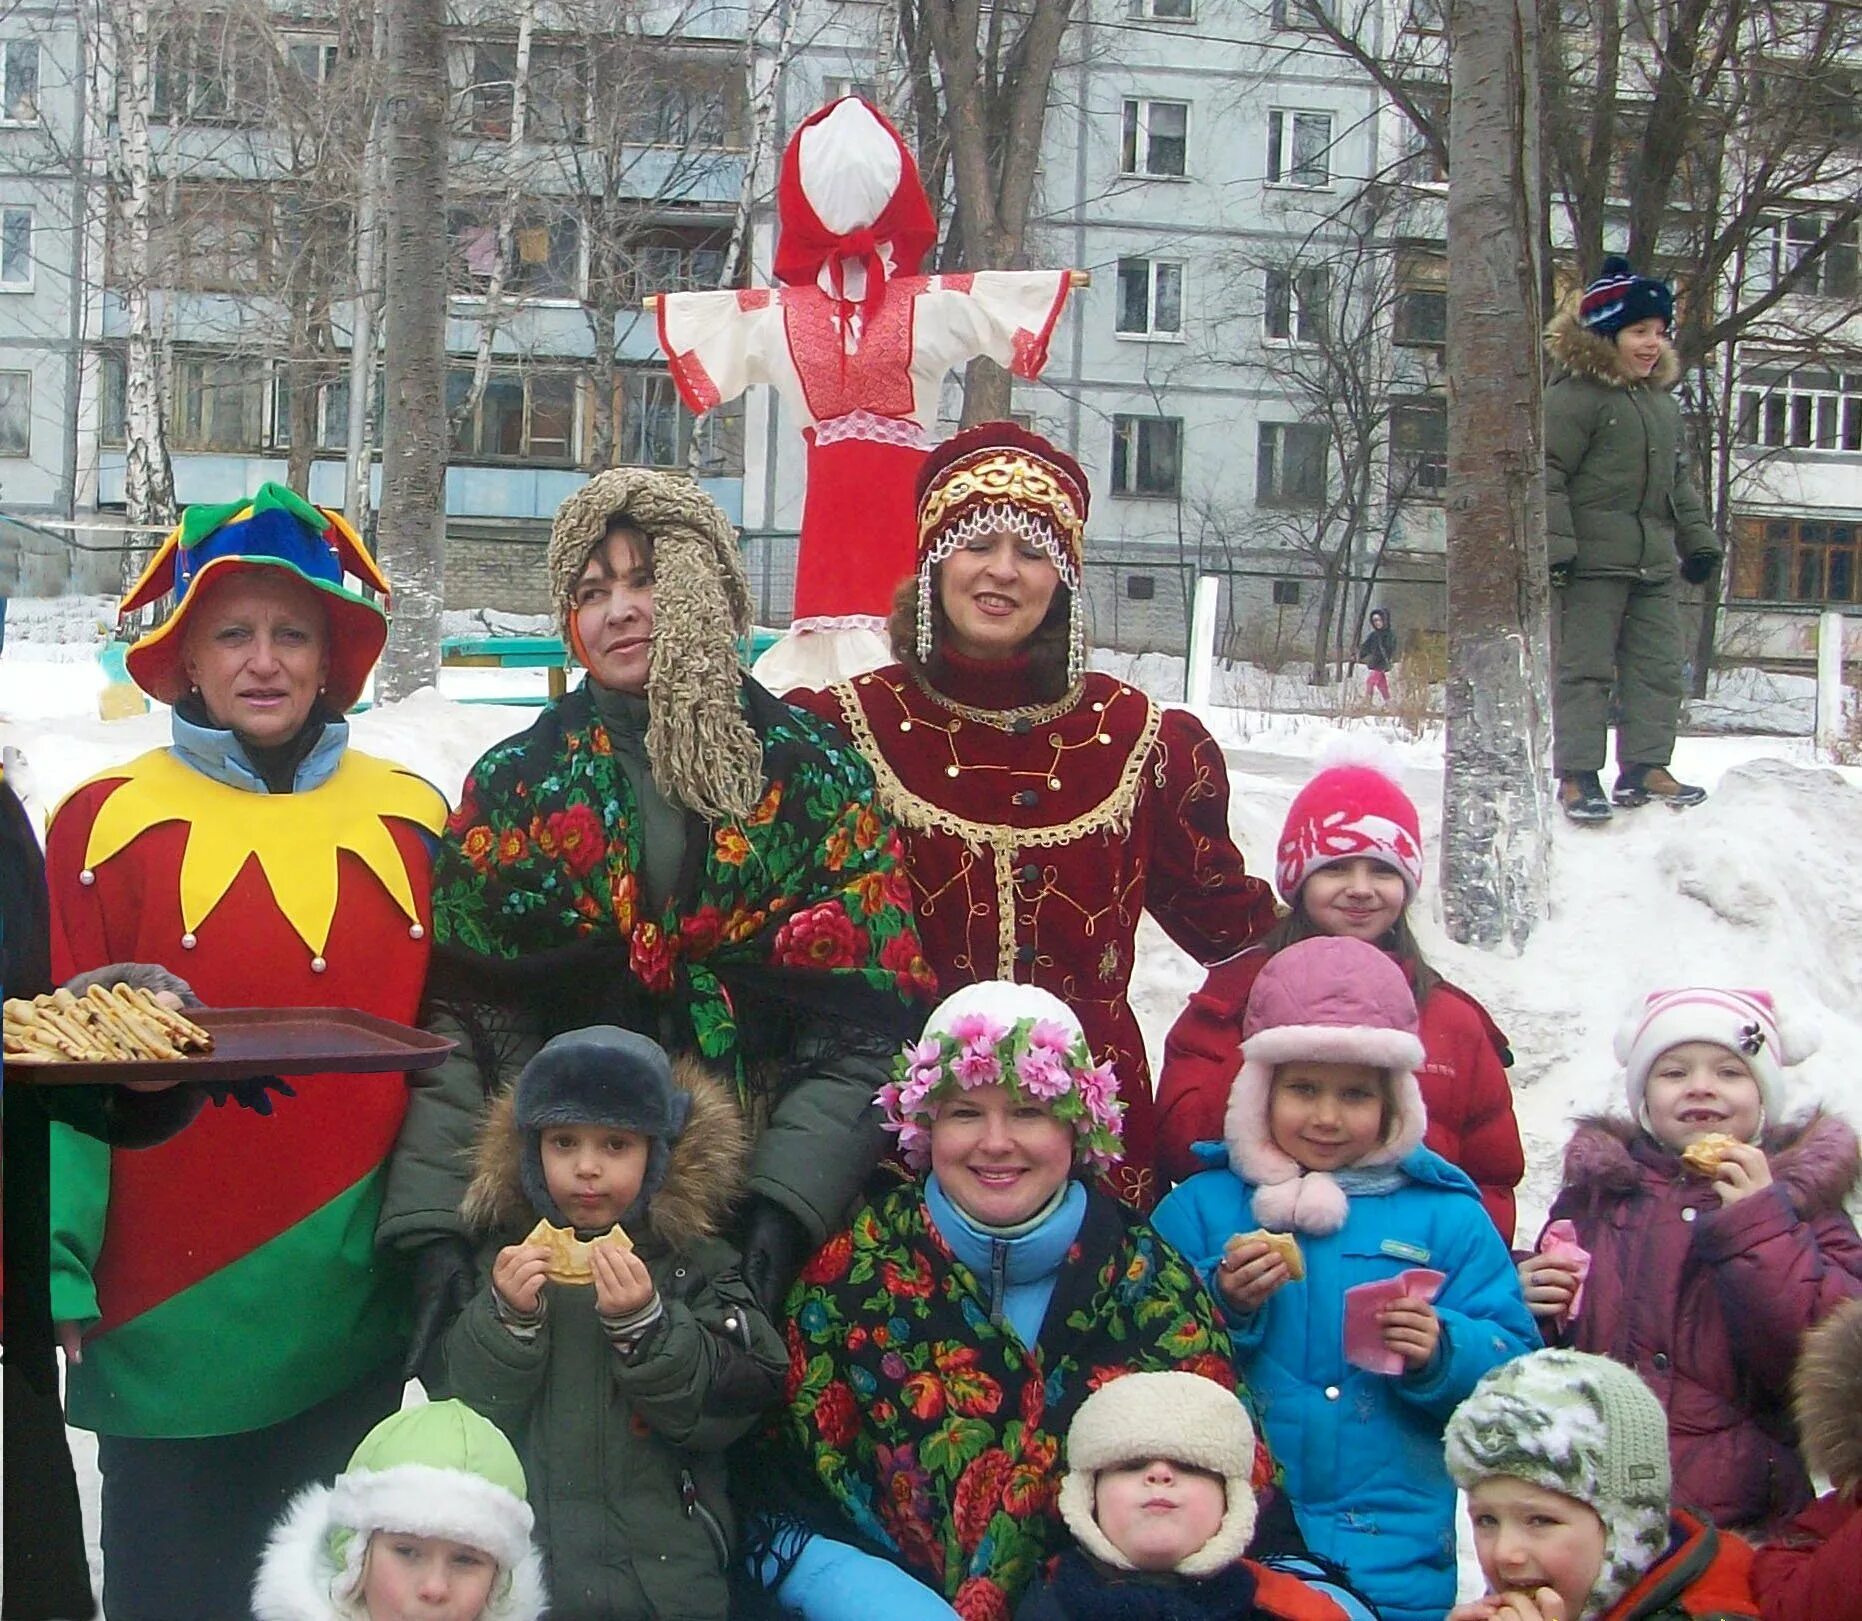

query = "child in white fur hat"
[[1518, 986, 1862, 1533], [1020, 1371, 1377, 1621], [251, 1398, 546, 1621]]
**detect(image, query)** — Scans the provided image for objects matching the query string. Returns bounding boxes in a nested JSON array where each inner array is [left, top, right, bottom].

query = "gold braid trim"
[[830, 680, 1165, 977]]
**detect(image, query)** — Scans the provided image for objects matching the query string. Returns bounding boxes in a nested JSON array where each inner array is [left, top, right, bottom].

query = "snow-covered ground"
[[5, 607, 1861, 1612]]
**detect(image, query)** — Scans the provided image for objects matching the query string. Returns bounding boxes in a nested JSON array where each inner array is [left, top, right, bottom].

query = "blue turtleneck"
[[923, 1173, 1088, 1346]]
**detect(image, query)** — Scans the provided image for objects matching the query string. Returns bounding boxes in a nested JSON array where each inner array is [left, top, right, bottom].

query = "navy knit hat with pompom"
[[1579, 255, 1674, 338]]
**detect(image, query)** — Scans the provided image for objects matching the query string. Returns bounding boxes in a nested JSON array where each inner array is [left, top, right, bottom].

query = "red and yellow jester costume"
[[792, 425, 1277, 1207]]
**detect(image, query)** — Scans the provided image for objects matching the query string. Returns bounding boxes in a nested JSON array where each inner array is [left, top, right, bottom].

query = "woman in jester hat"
[[377, 467, 933, 1365], [43, 484, 450, 1620], [743, 980, 1300, 1621]]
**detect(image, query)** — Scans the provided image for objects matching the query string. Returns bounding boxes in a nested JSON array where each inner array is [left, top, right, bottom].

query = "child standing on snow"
[[439, 1025, 787, 1620], [1443, 1349, 1759, 1621], [1152, 935, 1538, 1621], [1519, 988, 1862, 1535], [1156, 750, 1525, 1242], [1357, 609, 1397, 705], [1019, 1370, 1378, 1621], [252, 1398, 547, 1621]]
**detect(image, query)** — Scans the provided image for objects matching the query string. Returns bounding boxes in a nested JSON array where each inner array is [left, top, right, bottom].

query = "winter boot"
[[1559, 772, 1612, 824], [1613, 764, 1707, 809]]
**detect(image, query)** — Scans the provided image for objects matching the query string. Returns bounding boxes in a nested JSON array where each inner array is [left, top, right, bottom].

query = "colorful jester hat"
[[120, 483, 392, 710], [878, 981, 1125, 1173]]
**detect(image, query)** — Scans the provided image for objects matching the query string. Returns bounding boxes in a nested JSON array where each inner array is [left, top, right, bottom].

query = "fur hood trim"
[[462, 1054, 749, 1249], [1561, 1110, 1860, 1215], [1546, 302, 1681, 389], [1794, 1299, 1862, 1494], [251, 1481, 548, 1621]]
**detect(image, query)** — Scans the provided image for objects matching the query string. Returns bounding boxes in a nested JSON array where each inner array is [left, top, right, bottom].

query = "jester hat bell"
[[120, 483, 391, 710]]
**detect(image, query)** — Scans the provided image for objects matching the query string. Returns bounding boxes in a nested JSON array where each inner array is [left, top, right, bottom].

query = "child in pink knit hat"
[[1153, 935, 1538, 1621]]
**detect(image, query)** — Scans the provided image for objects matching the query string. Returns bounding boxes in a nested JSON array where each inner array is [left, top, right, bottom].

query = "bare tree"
[[1440, 0, 1551, 949], [375, 0, 446, 700]]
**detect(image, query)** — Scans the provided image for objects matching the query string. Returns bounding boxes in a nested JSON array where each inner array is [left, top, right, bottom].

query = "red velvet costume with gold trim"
[[794, 653, 1276, 1208]]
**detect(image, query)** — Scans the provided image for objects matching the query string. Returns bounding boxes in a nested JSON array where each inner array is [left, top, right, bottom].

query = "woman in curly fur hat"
[[380, 468, 933, 1377], [440, 1025, 787, 1619], [1751, 1299, 1862, 1621], [1518, 988, 1862, 1533], [1544, 257, 1720, 823]]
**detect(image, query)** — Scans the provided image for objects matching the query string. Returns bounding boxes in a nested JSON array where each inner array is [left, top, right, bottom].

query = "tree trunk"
[[375, 0, 448, 702], [1440, 0, 1551, 949], [345, 0, 389, 535]]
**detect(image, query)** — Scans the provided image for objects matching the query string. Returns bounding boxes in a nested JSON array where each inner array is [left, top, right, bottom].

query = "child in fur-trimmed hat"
[[1019, 1371, 1377, 1621], [252, 1398, 547, 1621], [1152, 935, 1538, 1621], [1444, 1349, 1759, 1621], [1518, 987, 1862, 1534], [1751, 1298, 1862, 1621]]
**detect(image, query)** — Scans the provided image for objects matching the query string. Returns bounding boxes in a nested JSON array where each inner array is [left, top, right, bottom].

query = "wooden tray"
[[2, 1007, 455, 1087]]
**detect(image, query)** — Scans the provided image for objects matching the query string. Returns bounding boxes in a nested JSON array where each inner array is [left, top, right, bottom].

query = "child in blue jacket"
[[1153, 936, 1537, 1621]]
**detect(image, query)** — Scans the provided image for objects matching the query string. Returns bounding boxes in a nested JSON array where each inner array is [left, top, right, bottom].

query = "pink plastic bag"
[[1538, 1219, 1592, 1325], [1342, 1267, 1446, 1375]]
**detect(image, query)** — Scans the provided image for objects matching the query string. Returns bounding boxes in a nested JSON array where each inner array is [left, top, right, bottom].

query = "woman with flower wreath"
[[747, 980, 1298, 1621], [788, 422, 1278, 1210], [378, 467, 935, 1374]]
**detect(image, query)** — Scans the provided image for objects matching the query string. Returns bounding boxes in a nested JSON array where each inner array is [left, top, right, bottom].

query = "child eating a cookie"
[[1153, 935, 1537, 1621], [440, 1025, 787, 1619], [1519, 987, 1862, 1534]]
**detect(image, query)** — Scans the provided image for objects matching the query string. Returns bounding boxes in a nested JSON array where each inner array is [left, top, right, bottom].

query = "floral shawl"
[[780, 1178, 1277, 1620], [430, 679, 933, 1075]]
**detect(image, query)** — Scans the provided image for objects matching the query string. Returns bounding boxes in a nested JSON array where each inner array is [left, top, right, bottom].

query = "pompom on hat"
[[1223, 936, 1427, 1234], [877, 981, 1125, 1174], [1276, 739, 1425, 902], [120, 482, 390, 710], [1578, 255, 1675, 338], [1445, 1350, 1671, 1621], [1058, 1372, 1261, 1577], [251, 1399, 547, 1621], [911, 421, 1091, 683], [1615, 985, 1819, 1134]]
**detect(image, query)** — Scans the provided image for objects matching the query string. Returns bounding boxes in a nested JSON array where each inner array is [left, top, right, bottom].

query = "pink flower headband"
[[876, 1009, 1126, 1172]]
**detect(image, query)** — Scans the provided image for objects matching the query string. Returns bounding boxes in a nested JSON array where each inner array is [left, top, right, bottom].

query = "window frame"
[[1256, 419, 1329, 507], [0, 367, 29, 456], [1, 206, 33, 291], [1263, 264, 1329, 345], [447, 365, 581, 465], [1270, 0, 1338, 33], [0, 38, 40, 125], [1388, 397, 1448, 501], [1115, 256, 1186, 340], [1393, 246, 1448, 348], [1733, 515, 1859, 607], [1120, 98, 1191, 180], [1764, 215, 1862, 301], [1736, 367, 1862, 455], [1125, 0, 1196, 21], [447, 203, 583, 302], [1265, 108, 1333, 190], [169, 351, 269, 453], [1110, 413, 1184, 498]]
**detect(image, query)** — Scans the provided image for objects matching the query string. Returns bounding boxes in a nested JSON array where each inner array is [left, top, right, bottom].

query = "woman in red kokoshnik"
[[791, 423, 1278, 1208]]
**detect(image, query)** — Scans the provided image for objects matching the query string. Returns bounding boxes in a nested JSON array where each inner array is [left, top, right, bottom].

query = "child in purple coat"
[[1520, 987, 1862, 1533]]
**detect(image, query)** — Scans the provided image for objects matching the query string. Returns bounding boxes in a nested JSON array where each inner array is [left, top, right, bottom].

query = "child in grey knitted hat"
[[1444, 1348, 1759, 1621]]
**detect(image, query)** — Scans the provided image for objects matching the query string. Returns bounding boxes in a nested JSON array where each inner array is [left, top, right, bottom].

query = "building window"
[[1272, 578, 1302, 605], [528, 44, 590, 141], [824, 75, 878, 103], [1765, 216, 1861, 301], [272, 370, 377, 452], [282, 37, 340, 88], [111, 183, 275, 292], [171, 353, 267, 451], [1, 208, 31, 289], [1116, 257, 1184, 338], [1401, 92, 1449, 185], [1271, 0, 1337, 31], [621, 237, 728, 302], [1126, 573, 1156, 600], [1407, 0, 1447, 32], [1394, 247, 1447, 347], [466, 42, 517, 136], [1111, 414, 1183, 496], [622, 59, 741, 147], [0, 39, 39, 123], [1127, 0, 1195, 19], [449, 367, 577, 462], [1257, 420, 1328, 505], [1737, 368, 1862, 453], [98, 349, 126, 445], [600, 373, 743, 473], [1264, 266, 1328, 344], [1389, 398, 1448, 498], [1121, 100, 1189, 178], [152, 19, 268, 124], [448, 206, 581, 299], [1266, 110, 1331, 188], [0, 369, 28, 455], [1734, 517, 1858, 605]]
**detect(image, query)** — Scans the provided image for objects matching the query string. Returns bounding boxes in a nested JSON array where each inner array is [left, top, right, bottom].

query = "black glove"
[[405, 1234, 479, 1380], [1548, 560, 1574, 591], [63, 961, 199, 1005], [199, 1075, 297, 1115], [1680, 550, 1718, 585], [739, 1198, 812, 1316]]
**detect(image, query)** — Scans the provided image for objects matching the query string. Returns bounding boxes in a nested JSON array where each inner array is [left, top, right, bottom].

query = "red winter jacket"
[[1542, 1114, 1862, 1533], [1153, 946, 1525, 1242], [1752, 1493, 1862, 1621], [1602, 1509, 1758, 1620]]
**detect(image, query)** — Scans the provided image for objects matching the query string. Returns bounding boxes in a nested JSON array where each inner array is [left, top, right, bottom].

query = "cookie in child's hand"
[[1679, 1132, 1741, 1177], [1228, 1228, 1304, 1281], [526, 1218, 633, 1285]]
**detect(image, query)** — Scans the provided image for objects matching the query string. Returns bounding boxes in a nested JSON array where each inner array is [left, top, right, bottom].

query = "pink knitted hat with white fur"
[[1223, 936, 1427, 1234]]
